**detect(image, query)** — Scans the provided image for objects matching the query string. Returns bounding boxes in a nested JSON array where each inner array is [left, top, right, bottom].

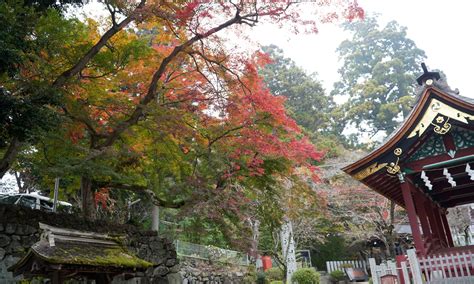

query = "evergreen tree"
[[332, 16, 426, 145], [261, 45, 343, 157]]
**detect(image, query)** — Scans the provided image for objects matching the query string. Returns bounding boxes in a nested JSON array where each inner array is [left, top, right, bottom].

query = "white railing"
[[326, 260, 368, 273], [369, 249, 474, 284], [174, 240, 249, 266]]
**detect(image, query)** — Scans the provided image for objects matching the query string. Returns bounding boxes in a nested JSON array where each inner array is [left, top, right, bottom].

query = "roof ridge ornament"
[[416, 63, 441, 86]]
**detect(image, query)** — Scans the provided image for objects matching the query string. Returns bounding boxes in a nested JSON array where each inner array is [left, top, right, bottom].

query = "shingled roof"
[[9, 223, 152, 278]]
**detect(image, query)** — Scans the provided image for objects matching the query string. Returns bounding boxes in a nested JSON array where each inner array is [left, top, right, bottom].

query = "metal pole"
[[52, 177, 59, 213]]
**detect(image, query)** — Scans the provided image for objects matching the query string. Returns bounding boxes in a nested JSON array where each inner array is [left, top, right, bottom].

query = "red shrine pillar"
[[413, 191, 432, 241], [440, 211, 454, 247], [425, 202, 444, 248], [400, 175, 426, 255], [434, 207, 449, 248]]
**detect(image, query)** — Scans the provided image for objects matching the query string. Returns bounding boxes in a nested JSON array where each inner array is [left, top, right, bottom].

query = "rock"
[[15, 225, 26, 235], [167, 273, 182, 284], [24, 225, 37, 235], [8, 240, 23, 253], [152, 276, 169, 284], [0, 223, 4, 232], [21, 235, 37, 247], [0, 247, 5, 260], [166, 258, 177, 267], [0, 234, 11, 247], [169, 265, 180, 273], [154, 265, 170, 276], [3, 255, 20, 268], [5, 223, 16, 234], [182, 278, 189, 284]]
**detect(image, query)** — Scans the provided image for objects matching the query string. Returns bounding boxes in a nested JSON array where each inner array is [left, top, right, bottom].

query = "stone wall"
[[0, 204, 179, 283], [179, 257, 250, 284]]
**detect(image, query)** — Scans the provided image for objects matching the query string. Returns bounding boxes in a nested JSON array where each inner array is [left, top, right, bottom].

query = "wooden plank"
[[369, 258, 379, 284], [445, 253, 453, 278], [450, 253, 459, 278], [456, 253, 465, 277], [427, 255, 434, 281], [407, 249, 423, 284], [401, 261, 410, 283], [461, 252, 470, 276]]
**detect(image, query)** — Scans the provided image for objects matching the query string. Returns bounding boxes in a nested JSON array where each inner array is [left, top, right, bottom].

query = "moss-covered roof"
[[30, 239, 152, 268], [9, 223, 152, 276]]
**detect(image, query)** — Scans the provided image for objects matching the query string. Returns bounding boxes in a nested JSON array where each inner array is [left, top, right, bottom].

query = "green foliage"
[[260, 45, 333, 136], [270, 281, 284, 284], [257, 271, 267, 284], [329, 270, 345, 281], [291, 268, 320, 284], [312, 235, 350, 271], [369, 278, 373, 284], [332, 15, 426, 147], [265, 267, 284, 282], [243, 265, 258, 284]]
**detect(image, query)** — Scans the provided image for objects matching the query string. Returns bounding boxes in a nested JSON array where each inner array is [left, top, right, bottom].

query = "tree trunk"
[[81, 176, 96, 220], [0, 137, 21, 179], [387, 200, 396, 257]]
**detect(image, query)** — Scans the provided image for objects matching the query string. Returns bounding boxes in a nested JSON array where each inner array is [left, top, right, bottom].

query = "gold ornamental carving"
[[386, 148, 402, 175], [408, 98, 474, 138], [353, 162, 388, 180], [432, 116, 451, 135]]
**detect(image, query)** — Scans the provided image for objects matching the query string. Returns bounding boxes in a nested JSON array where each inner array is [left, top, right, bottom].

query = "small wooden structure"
[[343, 65, 474, 257], [8, 223, 152, 283]]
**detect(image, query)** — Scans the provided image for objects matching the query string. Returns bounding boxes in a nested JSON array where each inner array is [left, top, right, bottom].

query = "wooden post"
[[400, 175, 426, 255], [53, 177, 60, 213], [426, 202, 442, 247], [434, 207, 448, 247], [413, 191, 431, 240], [440, 211, 454, 247], [407, 249, 423, 284], [369, 258, 380, 284], [152, 205, 159, 232]]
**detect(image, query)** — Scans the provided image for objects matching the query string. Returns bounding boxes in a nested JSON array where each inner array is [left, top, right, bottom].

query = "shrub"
[[270, 281, 284, 284], [291, 268, 320, 284], [340, 263, 353, 268], [266, 267, 284, 281], [256, 271, 266, 284], [329, 270, 346, 281], [243, 265, 257, 283]]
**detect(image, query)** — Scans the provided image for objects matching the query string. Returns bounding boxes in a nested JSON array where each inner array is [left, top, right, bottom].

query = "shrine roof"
[[342, 79, 474, 208], [9, 223, 152, 276]]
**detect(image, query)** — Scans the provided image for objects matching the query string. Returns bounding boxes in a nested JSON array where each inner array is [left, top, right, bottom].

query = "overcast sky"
[[250, 0, 474, 98]]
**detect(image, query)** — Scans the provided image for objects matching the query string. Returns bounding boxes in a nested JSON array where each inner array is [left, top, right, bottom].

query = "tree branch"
[[52, 0, 146, 88], [0, 137, 21, 179], [94, 181, 187, 208]]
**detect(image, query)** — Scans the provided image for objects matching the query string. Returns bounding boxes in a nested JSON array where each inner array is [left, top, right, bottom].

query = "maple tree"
[[2, 0, 364, 224]]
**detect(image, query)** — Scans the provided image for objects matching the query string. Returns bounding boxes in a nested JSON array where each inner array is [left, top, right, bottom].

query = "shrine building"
[[343, 64, 474, 256]]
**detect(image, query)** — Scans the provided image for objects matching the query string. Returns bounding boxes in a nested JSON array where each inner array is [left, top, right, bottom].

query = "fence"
[[326, 260, 368, 273], [369, 249, 474, 284], [174, 240, 249, 266]]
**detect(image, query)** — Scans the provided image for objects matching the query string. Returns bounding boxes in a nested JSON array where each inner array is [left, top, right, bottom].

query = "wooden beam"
[[440, 212, 454, 247], [431, 182, 474, 199], [401, 177, 426, 255]]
